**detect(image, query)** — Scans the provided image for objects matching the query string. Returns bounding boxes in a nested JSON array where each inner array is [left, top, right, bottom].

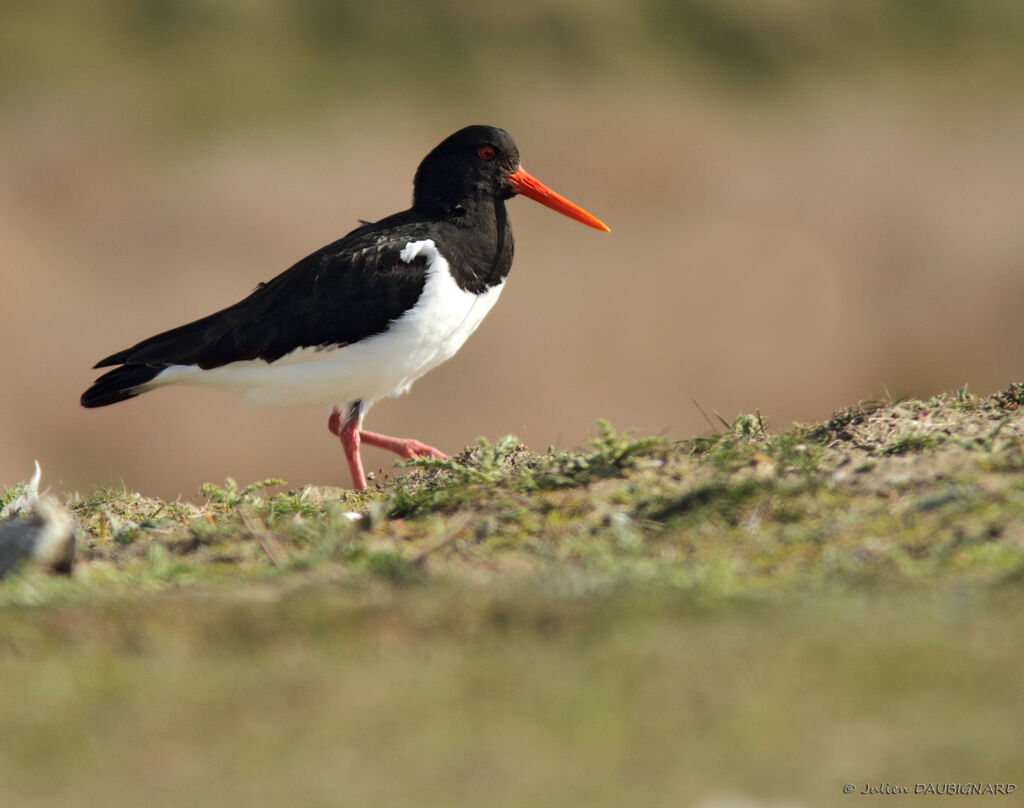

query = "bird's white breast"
[[147, 239, 504, 407]]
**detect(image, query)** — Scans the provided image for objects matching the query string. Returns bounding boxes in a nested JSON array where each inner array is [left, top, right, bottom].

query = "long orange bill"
[[508, 166, 610, 232]]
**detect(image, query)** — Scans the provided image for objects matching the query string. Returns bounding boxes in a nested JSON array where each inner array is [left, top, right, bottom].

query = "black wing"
[[81, 215, 433, 407]]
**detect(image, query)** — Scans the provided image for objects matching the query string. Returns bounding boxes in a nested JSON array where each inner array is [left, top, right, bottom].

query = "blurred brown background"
[[2, 1, 1023, 499]]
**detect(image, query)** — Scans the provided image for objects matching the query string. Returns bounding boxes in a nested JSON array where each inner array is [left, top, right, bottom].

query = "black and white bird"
[[81, 125, 609, 489]]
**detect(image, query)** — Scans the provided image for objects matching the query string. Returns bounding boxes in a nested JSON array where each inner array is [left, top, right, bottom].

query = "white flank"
[[143, 239, 504, 408]]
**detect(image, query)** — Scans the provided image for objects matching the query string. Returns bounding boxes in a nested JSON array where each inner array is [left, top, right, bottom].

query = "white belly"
[[145, 239, 504, 407]]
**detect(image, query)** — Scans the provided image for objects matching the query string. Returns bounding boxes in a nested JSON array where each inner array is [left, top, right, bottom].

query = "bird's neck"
[[425, 197, 515, 294]]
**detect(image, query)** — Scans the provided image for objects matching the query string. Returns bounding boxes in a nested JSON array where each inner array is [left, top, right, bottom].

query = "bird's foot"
[[360, 431, 446, 461], [396, 439, 447, 461]]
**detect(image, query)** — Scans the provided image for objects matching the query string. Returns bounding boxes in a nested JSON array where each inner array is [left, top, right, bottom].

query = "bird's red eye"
[[477, 145, 495, 160]]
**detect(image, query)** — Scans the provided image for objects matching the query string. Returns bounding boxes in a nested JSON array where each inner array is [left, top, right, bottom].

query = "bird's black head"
[[412, 124, 610, 232], [412, 125, 521, 216]]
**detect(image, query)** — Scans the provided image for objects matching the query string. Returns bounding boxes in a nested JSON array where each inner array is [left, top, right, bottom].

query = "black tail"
[[80, 365, 163, 408]]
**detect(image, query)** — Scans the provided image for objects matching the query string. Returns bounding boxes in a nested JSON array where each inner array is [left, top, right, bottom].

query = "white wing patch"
[[144, 239, 504, 408]]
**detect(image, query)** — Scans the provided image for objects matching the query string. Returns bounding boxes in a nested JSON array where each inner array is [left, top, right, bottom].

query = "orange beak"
[[507, 166, 610, 233]]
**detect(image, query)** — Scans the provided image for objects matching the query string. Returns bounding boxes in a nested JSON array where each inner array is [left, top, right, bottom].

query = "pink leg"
[[328, 406, 446, 489], [329, 406, 367, 490], [360, 430, 446, 460]]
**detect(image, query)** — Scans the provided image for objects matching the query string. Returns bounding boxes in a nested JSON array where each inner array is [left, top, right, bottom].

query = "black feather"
[[80, 364, 164, 408], [94, 213, 435, 371]]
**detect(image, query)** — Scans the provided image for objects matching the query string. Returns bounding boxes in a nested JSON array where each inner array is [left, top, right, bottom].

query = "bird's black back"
[[94, 213, 437, 371]]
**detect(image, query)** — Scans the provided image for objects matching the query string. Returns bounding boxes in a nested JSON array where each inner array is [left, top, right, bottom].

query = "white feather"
[[141, 239, 504, 409]]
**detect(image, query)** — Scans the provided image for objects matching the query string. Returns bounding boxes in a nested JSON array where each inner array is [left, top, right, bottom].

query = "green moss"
[[880, 432, 942, 455]]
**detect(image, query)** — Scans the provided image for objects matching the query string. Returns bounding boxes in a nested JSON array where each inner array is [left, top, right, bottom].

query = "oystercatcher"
[[81, 125, 609, 489]]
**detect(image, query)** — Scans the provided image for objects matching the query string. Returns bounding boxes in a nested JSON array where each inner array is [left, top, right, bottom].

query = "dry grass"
[[1, 588, 1022, 807]]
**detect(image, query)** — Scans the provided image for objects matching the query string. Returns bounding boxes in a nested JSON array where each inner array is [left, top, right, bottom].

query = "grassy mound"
[[2, 384, 1023, 806], [5, 383, 1022, 600]]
